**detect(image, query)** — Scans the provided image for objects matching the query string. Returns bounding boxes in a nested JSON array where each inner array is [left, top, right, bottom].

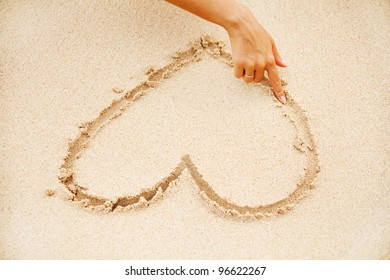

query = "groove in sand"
[[58, 35, 320, 219]]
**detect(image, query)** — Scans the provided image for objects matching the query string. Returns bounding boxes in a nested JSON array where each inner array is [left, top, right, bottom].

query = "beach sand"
[[0, 0, 389, 259]]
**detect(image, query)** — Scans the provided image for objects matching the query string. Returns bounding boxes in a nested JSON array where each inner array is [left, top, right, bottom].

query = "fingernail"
[[280, 95, 286, 104]]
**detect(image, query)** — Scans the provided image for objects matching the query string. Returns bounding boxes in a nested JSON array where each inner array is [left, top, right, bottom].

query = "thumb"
[[272, 41, 287, 68]]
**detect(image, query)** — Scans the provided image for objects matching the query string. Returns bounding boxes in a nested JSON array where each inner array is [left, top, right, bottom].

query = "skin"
[[165, 0, 288, 104]]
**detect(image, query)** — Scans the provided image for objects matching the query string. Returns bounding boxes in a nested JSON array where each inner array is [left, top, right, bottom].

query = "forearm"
[[165, 0, 251, 32]]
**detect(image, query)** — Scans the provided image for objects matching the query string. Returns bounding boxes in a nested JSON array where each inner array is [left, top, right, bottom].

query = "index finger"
[[267, 65, 286, 104]]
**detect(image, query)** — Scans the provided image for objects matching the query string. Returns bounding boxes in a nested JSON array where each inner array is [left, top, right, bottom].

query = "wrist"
[[220, 4, 252, 34]]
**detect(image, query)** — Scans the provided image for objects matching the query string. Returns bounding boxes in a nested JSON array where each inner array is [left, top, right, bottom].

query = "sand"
[[0, 0, 389, 259]]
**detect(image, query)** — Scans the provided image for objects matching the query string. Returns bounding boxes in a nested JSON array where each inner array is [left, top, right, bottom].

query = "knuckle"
[[271, 80, 282, 89], [244, 59, 255, 69], [255, 58, 266, 69], [234, 58, 245, 67]]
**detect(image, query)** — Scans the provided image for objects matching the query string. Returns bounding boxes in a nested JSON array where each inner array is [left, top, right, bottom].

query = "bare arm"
[[165, 0, 287, 104]]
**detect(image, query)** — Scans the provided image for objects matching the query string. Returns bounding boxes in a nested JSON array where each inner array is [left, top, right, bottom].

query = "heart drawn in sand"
[[58, 35, 320, 219]]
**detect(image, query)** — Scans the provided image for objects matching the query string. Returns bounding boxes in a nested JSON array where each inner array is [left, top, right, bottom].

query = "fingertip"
[[272, 44, 287, 67], [234, 67, 244, 79], [234, 72, 243, 79], [275, 59, 288, 68], [279, 95, 287, 104]]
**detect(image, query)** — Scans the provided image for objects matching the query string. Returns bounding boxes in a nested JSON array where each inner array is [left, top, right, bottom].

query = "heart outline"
[[58, 35, 320, 219]]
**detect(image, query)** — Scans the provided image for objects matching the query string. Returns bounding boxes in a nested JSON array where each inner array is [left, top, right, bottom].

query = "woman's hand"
[[224, 7, 287, 103], [165, 0, 287, 103]]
